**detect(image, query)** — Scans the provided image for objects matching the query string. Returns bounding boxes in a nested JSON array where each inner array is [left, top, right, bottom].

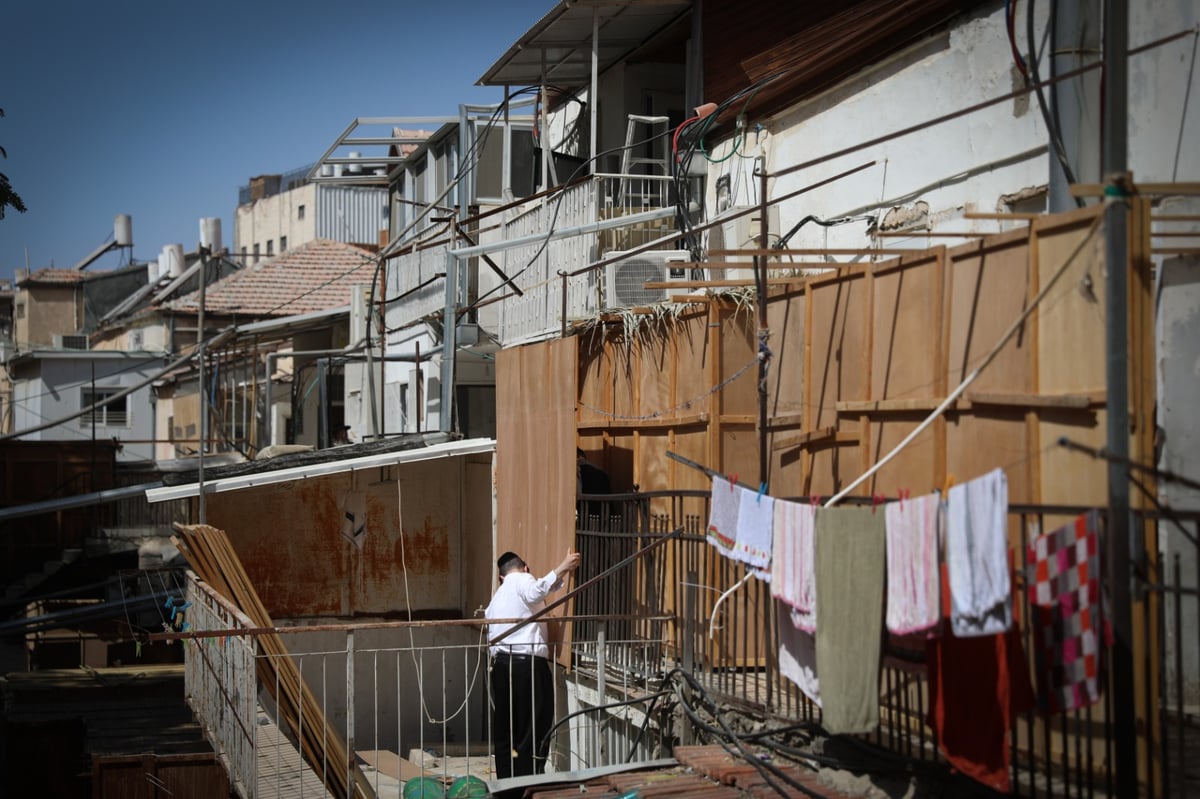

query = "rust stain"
[[394, 514, 450, 575]]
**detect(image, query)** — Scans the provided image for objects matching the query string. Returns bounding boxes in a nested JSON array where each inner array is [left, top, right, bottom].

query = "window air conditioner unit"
[[53, 334, 90, 351], [604, 250, 697, 309]]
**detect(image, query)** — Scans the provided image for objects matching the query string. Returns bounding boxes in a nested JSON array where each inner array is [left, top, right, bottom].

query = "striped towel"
[[771, 499, 817, 631], [707, 476, 739, 553], [884, 492, 941, 635]]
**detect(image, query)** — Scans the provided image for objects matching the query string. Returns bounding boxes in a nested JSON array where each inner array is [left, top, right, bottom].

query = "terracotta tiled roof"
[[166, 239, 376, 317], [389, 128, 432, 158], [19, 268, 87, 285]]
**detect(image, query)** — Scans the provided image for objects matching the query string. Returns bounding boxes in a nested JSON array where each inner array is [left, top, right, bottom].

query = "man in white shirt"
[[485, 549, 581, 779]]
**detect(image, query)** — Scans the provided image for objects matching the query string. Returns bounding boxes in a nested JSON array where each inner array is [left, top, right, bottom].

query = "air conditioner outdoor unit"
[[604, 250, 697, 309], [53, 334, 90, 351]]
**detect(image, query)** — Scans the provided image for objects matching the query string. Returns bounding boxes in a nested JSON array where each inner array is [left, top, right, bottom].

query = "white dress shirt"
[[485, 569, 561, 658]]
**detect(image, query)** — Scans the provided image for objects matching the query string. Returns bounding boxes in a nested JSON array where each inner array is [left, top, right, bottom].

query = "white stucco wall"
[[703, 2, 1199, 249], [11, 354, 160, 464], [234, 183, 318, 262]]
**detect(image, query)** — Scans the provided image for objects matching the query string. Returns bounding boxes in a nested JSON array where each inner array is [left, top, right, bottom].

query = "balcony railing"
[[383, 174, 678, 345]]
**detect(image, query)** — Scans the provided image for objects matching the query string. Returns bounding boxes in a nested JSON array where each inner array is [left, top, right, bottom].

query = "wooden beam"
[[711, 248, 916, 257], [1151, 214, 1200, 222], [1071, 182, 1200, 197], [837, 397, 949, 413], [963, 211, 1039, 220], [964, 390, 1106, 408], [766, 411, 806, 430], [1151, 247, 1200, 255], [873, 231, 986, 238], [773, 430, 859, 452], [577, 412, 709, 431], [771, 425, 835, 451]]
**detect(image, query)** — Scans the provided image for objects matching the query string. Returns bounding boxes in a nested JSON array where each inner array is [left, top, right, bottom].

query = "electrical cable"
[[1025, 0, 1085, 208]]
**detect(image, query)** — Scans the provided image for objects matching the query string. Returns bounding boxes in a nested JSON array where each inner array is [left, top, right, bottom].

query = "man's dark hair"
[[497, 551, 525, 574]]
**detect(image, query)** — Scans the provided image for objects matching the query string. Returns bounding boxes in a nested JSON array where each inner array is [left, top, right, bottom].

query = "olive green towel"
[[814, 505, 886, 734]]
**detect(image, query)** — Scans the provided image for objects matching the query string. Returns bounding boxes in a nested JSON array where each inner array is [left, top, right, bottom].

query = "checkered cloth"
[[1026, 510, 1104, 713]]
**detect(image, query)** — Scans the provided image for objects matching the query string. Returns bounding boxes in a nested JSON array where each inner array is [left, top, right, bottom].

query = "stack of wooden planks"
[[174, 523, 375, 799]]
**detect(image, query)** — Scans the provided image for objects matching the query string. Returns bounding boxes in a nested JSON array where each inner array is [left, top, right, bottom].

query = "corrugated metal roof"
[[164, 238, 376, 318], [146, 437, 495, 502], [477, 0, 691, 87]]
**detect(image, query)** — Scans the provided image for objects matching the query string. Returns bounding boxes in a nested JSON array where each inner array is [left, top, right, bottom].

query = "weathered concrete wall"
[[15, 285, 79, 350]]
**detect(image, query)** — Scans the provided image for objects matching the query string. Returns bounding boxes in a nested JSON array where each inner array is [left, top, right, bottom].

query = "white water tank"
[[164, 244, 186, 279], [348, 151, 362, 174], [114, 214, 133, 247], [147, 256, 160, 283], [199, 217, 222, 253], [158, 250, 170, 281]]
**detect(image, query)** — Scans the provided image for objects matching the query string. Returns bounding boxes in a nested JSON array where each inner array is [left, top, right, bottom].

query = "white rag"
[[733, 488, 774, 574], [706, 476, 739, 553], [946, 468, 1012, 637], [778, 604, 821, 707], [771, 499, 817, 632], [884, 492, 941, 635]]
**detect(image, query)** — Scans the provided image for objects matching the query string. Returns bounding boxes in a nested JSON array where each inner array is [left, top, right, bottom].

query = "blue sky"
[[0, 0, 549, 281]]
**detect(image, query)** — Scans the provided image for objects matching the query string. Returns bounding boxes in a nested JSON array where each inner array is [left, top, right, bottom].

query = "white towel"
[[733, 488, 774, 573], [946, 469, 1012, 637], [771, 499, 817, 632], [778, 604, 820, 707], [884, 492, 941, 635], [707, 476, 739, 553]]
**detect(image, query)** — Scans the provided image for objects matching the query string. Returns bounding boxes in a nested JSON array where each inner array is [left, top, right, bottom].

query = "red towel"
[[926, 563, 1034, 793]]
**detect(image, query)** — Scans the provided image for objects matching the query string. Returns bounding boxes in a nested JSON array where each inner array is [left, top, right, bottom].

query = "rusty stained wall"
[[203, 452, 493, 619]]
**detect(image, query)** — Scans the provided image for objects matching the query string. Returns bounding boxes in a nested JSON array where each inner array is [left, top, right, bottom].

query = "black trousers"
[[491, 653, 554, 779]]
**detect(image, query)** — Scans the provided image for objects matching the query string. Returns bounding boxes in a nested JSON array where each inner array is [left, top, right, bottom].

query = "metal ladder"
[[618, 114, 671, 206]]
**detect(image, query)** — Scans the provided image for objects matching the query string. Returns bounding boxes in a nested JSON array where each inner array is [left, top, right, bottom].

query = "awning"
[[476, 0, 690, 87], [145, 438, 495, 503]]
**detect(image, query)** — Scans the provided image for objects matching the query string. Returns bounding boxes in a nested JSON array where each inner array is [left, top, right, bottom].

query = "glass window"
[[297, 204, 306, 220], [80, 388, 129, 428]]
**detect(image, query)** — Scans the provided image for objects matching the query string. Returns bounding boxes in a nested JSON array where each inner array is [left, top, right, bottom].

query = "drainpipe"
[[441, 225, 457, 434], [1048, 0, 1102, 211]]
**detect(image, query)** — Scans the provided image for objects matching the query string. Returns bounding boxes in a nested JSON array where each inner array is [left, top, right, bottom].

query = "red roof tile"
[[166, 239, 376, 317], [19, 268, 87, 285]]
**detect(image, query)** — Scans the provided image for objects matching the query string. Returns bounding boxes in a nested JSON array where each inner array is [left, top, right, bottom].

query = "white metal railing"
[[182, 577, 671, 797], [185, 576, 258, 799], [381, 174, 678, 344], [497, 173, 676, 343]]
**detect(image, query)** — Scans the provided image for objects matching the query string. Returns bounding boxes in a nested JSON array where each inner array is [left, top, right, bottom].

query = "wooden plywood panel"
[[718, 308, 758, 417], [577, 336, 611, 426], [866, 415, 938, 496], [946, 235, 1032, 394], [767, 288, 806, 420], [1038, 408, 1109, 510], [637, 332, 673, 419], [496, 338, 577, 581], [945, 410, 1035, 505], [720, 428, 761, 487], [638, 430, 670, 495], [675, 313, 712, 414], [608, 432, 638, 493], [808, 272, 868, 430], [1036, 212, 1107, 395], [610, 344, 638, 419], [871, 255, 941, 401], [806, 441, 860, 499], [673, 429, 713, 493]]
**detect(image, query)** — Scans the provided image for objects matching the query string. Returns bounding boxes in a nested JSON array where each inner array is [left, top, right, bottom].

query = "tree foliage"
[[0, 107, 28, 219]]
